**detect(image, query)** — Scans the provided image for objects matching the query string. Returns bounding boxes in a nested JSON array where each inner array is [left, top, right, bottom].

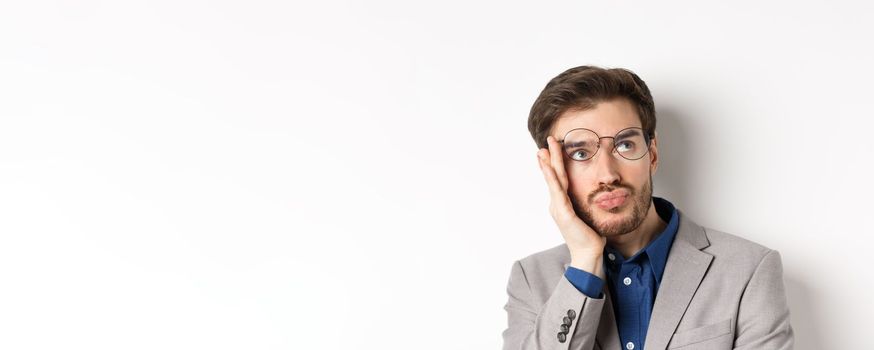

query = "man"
[[501, 66, 794, 350]]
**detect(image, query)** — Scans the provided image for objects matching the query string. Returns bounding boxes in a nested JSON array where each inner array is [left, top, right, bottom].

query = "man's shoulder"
[[701, 225, 775, 260], [694, 223, 786, 282], [518, 242, 570, 261], [675, 207, 777, 266], [514, 243, 571, 275]]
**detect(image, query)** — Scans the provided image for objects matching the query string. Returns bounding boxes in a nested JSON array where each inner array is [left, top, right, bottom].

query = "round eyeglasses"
[[557, 127, 652, 162]]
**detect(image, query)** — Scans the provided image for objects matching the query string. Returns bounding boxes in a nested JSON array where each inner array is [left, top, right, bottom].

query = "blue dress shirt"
[[564, 196, 680, 350]]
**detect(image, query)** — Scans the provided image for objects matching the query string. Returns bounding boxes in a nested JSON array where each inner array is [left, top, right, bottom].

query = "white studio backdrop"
[[1, 1, 871, 349]]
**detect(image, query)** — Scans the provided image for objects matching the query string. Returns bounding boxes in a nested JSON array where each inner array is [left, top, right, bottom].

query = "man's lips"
[[594, 190, 629, 210]]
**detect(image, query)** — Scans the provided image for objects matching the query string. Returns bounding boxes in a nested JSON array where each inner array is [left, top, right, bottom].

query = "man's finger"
[[546, 136, 569, 190], [538, 149, 573, 214]]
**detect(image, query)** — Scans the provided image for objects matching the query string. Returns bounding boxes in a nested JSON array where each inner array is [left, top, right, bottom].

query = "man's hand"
[[537, 135, 606, 279]]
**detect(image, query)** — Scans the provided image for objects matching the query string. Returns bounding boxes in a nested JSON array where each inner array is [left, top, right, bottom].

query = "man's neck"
[[606, 200, 667, 259]]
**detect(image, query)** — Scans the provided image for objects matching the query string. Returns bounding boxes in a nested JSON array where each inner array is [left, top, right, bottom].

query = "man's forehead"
[[550, 99, 642, 138], [551, 113, 643, 138]]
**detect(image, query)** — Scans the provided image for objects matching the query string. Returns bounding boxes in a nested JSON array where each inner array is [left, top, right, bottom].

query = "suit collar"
[[642, 197, 681, 285], [673, 208, 710, 250]]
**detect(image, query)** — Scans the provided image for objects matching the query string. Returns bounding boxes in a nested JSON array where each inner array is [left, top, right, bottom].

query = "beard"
[[568, 174, 653, 237]]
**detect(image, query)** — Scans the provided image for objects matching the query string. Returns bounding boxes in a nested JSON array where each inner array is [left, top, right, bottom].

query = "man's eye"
[[570, 150, 589, 160], [616, 141, 635, 152]]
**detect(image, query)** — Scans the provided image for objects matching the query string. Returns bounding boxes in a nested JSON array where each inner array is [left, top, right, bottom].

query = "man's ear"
[[649, 131, 659, 174]]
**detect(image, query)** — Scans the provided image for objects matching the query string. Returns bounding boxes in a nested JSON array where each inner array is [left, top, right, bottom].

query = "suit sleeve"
[[502, 260, 605, 350], [733, 249, 795, 349]]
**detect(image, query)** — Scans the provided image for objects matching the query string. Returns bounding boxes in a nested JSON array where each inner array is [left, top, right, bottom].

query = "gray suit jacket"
[[502, 209, 794, 350]]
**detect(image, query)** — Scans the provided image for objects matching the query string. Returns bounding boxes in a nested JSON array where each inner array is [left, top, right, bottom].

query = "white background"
[[1, 1, 872, 349]]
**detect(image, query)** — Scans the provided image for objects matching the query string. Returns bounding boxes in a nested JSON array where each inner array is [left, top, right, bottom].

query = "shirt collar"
[[603, 196, 680, 285], [645, 196, 680, 285]]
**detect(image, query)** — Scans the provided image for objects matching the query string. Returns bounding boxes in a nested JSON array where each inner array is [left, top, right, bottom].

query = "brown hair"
[[527, 65, 656, 149]]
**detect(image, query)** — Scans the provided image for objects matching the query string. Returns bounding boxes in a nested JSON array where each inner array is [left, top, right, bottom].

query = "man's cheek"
[[568, 186, 589, 205]]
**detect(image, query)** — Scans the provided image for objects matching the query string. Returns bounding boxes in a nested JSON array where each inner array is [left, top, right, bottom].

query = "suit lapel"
[[643, 209, 714, 350]]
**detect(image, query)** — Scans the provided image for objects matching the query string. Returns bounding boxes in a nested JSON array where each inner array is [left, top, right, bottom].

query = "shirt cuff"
[[564, 266, 605, 299]]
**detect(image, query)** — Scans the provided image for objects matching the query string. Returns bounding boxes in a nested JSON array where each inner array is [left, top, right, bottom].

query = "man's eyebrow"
[[561, 140, 592, 149], [615, 129, 642, 139]]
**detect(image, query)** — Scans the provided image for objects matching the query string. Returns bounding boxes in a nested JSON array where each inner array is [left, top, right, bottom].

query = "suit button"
[[558, 332, 567, 343], [567, 309, 576, 319], [560, 324, 569, 333], [562, 316, 572, 326]]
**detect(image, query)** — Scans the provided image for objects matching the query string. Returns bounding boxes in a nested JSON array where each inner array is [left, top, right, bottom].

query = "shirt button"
[[608, 253, 616, 261], [626, 341, 635, 349], [623, 277, 632, 286]]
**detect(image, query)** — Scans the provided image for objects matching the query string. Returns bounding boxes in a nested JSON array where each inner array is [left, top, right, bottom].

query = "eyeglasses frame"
[[556, 126, 653, 162]]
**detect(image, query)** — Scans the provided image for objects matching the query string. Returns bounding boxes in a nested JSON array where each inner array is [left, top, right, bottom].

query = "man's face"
[[549, 98, 660, 238]]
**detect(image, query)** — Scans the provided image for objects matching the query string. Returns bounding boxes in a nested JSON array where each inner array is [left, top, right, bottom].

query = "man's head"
[[528, 66, 660, 238]]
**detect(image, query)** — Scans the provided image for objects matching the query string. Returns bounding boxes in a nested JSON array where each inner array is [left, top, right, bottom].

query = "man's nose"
[[592, 144, 622, 186]]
